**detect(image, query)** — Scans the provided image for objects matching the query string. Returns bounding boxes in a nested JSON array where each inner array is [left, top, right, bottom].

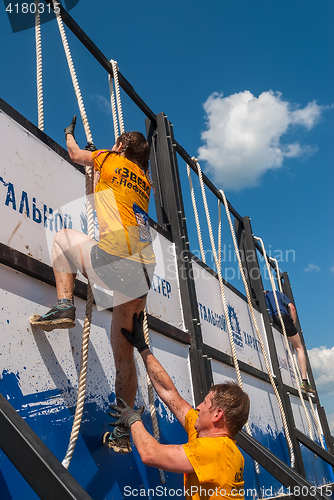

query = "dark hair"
[[209, 382, 250, 436], [116, 132, 150, 172], [100, 131, 153, 188], [117, 131, 153, 189]]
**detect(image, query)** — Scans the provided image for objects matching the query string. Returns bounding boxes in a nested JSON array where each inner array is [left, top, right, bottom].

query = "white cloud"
[[90, 94, 112, 115], [309, 346, 334, 388], [197, 90, 323, 190], [304, 263, 321, 273], [308, 346, 334, 432], [330, 265, 334, 273]]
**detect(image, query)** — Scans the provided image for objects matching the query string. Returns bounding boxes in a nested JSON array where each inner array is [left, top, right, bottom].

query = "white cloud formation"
[[330, 265, 334, 273], [304, 263, 321, 273], [308, 346, 334, 432], [309, 346, 334, 388], [197, 90, 323, 190], [90, 94, 112, 115]]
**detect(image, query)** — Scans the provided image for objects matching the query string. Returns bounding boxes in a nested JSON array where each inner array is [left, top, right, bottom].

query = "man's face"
[[194, 392, 216, 434]]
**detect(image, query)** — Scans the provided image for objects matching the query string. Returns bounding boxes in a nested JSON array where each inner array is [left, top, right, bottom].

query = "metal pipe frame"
[[42, 0, 276, 270], [146, 113, 212, 404], [236, 430, 331, 500], [1, 2, 333, 493], [0, 394, 93, 500], [281, 272, 334, 456], [234, 216, 306, 475]]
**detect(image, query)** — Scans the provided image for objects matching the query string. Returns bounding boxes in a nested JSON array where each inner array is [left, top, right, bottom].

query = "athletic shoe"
[[301, 381, 315, 394], [102, 426, 132, 454], [30, 305, 76, 332]]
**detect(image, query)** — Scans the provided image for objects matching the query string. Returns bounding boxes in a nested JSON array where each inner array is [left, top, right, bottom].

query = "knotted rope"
[[189, 159, 260, 473], [35, 0, 44, 131], [108, 60, 125, 141], [257, 240, 324, 448], [52, 0, 94, 468], [143, 310, 166, 484]]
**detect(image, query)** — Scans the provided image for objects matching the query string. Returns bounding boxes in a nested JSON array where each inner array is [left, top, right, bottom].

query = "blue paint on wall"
[[1, 371, 333, 499], [0, 371, 186, 499]]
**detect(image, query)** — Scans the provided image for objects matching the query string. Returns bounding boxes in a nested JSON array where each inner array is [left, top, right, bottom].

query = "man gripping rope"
[[105, 312, 250, 500]]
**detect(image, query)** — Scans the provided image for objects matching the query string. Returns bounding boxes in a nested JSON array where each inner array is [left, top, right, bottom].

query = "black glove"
[[84, 142, 97, 151], [121, 311, 149, 353], [64, 115, 77, 138], [108, 397, 144, 428]]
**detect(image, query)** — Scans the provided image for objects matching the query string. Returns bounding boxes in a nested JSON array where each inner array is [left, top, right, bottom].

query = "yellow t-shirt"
[[183, 409, 245, 500], [92, 151, 155, 265]]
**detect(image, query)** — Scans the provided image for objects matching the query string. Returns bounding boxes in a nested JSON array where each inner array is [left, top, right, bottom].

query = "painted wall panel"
[[211, 359, 289, 498], [1, 105, 332, 499], [0, 264, 190, 498], [193, 261, 271, 373], [289, 394, 333, 486], [0, 109, 185, 330]]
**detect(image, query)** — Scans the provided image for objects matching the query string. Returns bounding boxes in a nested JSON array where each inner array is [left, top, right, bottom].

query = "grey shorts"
[[90, 245, 155, 299]]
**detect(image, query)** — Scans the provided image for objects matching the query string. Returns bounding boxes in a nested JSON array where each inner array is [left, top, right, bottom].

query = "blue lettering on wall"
[[228, 305, 244, 348], [198, 302, 227, 330], [19, 190, 30, 217], [5, 182, 16, 210], [0, 176, 72, 233], [243, 331, 261, 352], [151, 274, 172, 298]]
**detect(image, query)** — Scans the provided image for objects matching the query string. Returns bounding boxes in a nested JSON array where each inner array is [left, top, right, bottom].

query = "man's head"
[[195, 382, 250, 437]]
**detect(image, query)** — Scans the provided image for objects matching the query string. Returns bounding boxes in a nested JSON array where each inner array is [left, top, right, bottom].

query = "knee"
[[53, 228, 70, 249]]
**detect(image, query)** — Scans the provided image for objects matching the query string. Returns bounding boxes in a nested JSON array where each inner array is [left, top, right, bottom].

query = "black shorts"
[[272, 313, 298, 337], [90, 245, 155, 299]]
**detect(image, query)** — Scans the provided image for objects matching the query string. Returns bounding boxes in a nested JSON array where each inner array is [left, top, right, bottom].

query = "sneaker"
[[102, 426, 132, 454], [301, 381, 315, 394], [30, 305, 76, 332]]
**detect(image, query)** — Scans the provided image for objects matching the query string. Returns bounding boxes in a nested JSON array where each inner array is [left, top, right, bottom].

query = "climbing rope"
[[51, 0, 94, 468], [35, 0, 44, 131], [108, 60, 125, 142], [188, 158, 295, 468], [215, 189, 296, 467], [218, 198, 222, 271], [255, 237, 315, 440], [143, 310, 166, 484], [270, 257, 283, 293], [53, 1, 93, 144], [257, 239, 325, 448], [293, 351, 325, 448], [108, 58, 164, 469], [270, 258, 324, 446], [189, 159, 260, 473], [47, 3, 162, 469], [107, 61, 164, 465], [187, 164, 206, 263]]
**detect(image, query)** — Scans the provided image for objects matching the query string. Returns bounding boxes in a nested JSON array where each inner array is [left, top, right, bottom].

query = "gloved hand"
[[121, 311, 149, 353], [84, 142, 97, 151], [108, 397, 145, 428], [64, 115, 77, 138]]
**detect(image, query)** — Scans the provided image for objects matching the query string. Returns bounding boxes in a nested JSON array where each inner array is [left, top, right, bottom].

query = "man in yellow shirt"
[[107, 312, 250, 499]]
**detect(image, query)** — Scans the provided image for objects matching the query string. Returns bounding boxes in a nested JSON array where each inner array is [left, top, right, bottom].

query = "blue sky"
[[0, 1, 333, 427]]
